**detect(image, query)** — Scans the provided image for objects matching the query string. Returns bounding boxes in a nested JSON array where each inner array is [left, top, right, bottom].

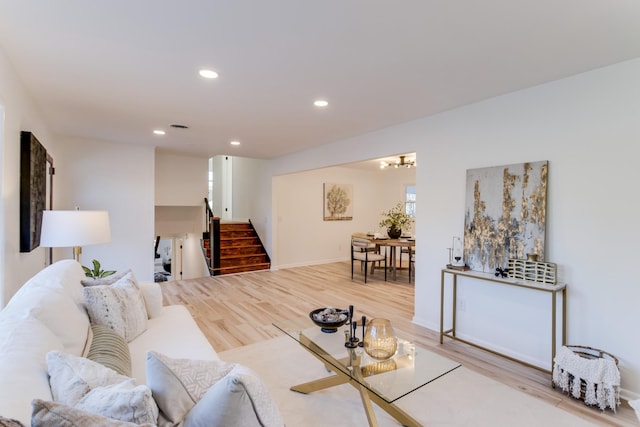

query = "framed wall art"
[[20, 131, 48, 252], [463, 160, 548, 272], [323, 183, 353, 221]]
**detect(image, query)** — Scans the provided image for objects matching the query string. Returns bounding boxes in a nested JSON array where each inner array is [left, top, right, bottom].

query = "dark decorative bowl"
[[309, 308, 349, 333]]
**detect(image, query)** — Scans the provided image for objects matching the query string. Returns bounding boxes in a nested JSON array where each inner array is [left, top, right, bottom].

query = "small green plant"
[[83, 259, 116, 279]]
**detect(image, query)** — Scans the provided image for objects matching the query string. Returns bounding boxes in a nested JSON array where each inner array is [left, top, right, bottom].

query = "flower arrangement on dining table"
[[379, 202, 414, 238]]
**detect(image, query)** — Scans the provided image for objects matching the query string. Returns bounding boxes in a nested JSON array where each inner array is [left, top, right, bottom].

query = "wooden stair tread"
[[203, 217, 270, 276], [211, 263, 271, 274]]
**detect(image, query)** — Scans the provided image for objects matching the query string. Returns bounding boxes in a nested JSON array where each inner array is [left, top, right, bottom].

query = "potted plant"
[[379, 202, 414, 238], [82, 259, 116, 279]]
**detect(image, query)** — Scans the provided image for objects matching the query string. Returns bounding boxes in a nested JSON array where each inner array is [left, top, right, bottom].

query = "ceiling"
[[1, 1, 639, 160]]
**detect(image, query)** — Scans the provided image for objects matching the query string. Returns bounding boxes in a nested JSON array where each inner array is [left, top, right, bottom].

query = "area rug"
[[219, 335, 597, 427]]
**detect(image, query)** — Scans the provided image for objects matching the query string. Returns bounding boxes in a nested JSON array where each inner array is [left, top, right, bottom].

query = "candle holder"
[[358, 315, 366, 347], [345, 321, 358, 348], [452, 236, 464, 267]]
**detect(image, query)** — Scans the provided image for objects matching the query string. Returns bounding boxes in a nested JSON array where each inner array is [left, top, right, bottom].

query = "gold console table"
[[439, 268, 566, 374]]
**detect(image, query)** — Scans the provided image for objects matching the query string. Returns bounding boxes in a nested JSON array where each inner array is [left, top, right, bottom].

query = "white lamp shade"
[[40, 210, 111, 247]]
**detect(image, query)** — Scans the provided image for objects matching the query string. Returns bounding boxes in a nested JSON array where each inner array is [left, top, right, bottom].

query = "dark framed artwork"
[[20, 131, 48, 252], [463, 160, 548, 272]]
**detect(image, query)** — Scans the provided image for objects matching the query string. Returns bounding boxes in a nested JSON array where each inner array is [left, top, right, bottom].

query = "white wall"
[[0, 47, 57, 306], [53, 137, 155, 282], [271, 165, 414, 268], [155, 150, 208, 207], [266, 59, 640, 398], [154, 151, 209, 279], [155, 206, 203, 237]]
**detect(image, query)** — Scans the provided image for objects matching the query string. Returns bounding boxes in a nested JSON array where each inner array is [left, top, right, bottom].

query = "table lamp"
[[40, 210, 111, 262]]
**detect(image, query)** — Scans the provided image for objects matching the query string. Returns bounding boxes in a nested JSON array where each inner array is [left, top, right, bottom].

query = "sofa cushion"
[[3, 282, 90, 356], [46, 351, 158, 424], [31, 399, 155, 427], [83, 271, 148, 342], [0, 317, 63, 425], [146, 351, 235, 425], [17, 260, 87, 307], [128, 305, 219, 385], [86, 324, 132, 377]]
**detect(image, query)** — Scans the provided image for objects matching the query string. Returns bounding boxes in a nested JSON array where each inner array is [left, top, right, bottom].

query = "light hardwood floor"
[[161, 261, 636, 426]]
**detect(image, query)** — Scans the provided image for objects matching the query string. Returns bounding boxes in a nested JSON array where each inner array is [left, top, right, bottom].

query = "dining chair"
[[408, 246, 415, 283], [351, 237, 387, 283]]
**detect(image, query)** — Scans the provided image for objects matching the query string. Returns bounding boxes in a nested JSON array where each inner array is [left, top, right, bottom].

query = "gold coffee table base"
[[290, 342, 423, 427]]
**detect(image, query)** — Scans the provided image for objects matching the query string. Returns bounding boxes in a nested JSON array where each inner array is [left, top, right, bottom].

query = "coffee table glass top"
[[273, 320, 461, 403]]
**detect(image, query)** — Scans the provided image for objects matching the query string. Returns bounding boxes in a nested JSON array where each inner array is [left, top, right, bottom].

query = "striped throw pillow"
[[86, 324, 132, 377]]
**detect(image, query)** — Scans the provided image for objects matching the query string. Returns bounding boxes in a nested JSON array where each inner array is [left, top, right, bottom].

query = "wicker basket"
[[556, 345, 619, 402]]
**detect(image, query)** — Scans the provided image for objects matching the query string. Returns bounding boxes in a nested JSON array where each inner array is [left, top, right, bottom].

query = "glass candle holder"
[[363, 318, 398, 360]]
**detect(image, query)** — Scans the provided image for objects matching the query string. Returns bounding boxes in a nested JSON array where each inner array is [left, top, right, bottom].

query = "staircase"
[[217, 222, 270, 275], [202, 199, 270, 276]]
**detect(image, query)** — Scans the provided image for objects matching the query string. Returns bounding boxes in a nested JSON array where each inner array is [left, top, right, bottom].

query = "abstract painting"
[[463, 161, 548, 272], [323, 183, 353, 221], [20, 131, 48, 252]]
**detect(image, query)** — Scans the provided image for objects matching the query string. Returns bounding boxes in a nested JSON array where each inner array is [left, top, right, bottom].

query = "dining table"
[[352, 232, 415, 281]]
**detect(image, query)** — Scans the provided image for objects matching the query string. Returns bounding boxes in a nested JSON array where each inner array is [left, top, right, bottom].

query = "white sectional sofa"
[[0, 260, 282, 426]]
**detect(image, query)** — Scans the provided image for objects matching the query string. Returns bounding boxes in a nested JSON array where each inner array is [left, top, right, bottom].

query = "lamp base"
[[73, 246, 82, 263]]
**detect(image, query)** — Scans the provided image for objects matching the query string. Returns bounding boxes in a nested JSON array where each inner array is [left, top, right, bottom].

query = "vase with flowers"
[[379, 202, 414, 239]]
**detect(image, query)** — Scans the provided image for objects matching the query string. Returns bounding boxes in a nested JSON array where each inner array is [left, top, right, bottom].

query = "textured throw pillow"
[[86, 324, 132, 376], [0, 417, 25, 427], [184, 364, 285, 427], [145, 351, 284, 427], [630, 399, 640, 422], [81, 269, 130, 287], [31, 399, 155, 427], [146, 351, 235, 426], [83, 271, 148, 342], [75, 379, 157, 425], [46, 351, 158, 425]]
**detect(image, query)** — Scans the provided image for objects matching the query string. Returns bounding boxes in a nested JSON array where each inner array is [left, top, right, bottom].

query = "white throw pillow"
[[138, 282, 164, 319], [76, 379, 157, 425], [46, 351, 158, 425], [630, 399, 640, 422], [83, 271, 148, 342], [146, 351, 234, 426], [145, 351, 284, 427], [31, 399, 155, 427], [183, 364, 285, 427]]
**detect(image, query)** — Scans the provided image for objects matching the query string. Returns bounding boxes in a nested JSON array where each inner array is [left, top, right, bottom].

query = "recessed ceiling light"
[[230, 140, 240, 146], [199, 69, 219, 79], [314, 100, 329, 107], [153, 130, 166, 135]]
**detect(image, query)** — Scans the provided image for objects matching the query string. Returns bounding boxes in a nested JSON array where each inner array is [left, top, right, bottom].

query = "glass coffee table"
[[274, 319, 461, 427]]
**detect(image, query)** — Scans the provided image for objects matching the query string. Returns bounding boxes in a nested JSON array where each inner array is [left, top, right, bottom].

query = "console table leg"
[[440, 271, 445, 344], [551, 290, 557, 372]]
